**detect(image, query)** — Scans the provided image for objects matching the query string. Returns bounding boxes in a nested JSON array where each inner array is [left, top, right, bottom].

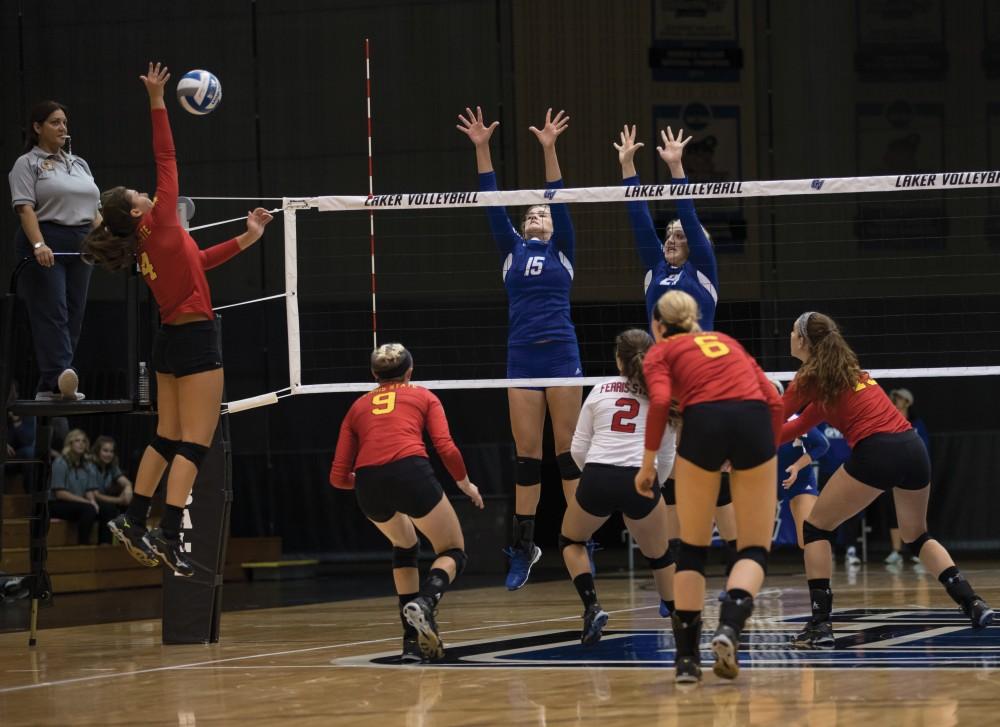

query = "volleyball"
[[176, 69, 222, 115]]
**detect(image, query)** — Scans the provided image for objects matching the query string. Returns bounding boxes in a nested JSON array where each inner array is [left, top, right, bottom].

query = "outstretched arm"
[[615, 124, 661, 271], [141, 62, 179, 228], [530, 108, 574, 259], [458, 106, 519, 256], [657, 127, 717, 285], [199, 208, 274, 270]]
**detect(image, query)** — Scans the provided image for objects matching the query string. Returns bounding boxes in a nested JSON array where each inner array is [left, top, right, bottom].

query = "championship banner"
[[299, 169, 1000, 212]]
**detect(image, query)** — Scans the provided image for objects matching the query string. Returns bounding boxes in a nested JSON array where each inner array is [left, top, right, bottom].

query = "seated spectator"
[[49, 429, 115, 544], [91, 435, 133, 511]]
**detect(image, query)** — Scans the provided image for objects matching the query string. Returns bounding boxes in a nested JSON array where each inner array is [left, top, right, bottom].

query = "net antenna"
[[365, 37, 378, 350]]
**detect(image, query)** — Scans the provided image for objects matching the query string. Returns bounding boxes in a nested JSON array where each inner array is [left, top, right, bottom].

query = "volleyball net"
[[211, 169, 1000, 410]]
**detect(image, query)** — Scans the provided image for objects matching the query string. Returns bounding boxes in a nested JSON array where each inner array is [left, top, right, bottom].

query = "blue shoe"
[[503, 544, 542, 591], [659, 600, 673, 618], [586, 539, 601, 576], [581, 602, 609, 646]]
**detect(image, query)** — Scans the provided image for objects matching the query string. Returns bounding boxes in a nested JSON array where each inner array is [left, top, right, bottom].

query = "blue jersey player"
[[614, 124, 735, 571], [773, 381, 829, 548], [457, 106, 583, 591]]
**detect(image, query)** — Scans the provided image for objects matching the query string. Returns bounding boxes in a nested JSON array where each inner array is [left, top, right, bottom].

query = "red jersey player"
[[781, 311, 993, 649], [330, 343, 483, 663], [634, 290, 781, 685], [83, 63, 273, 579]]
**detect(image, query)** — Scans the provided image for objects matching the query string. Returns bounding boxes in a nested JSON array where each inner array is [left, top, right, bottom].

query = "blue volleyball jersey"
[[778, 425, 829, 495], [816, 422, 852, 481], [624, 175, 719, 330], [479, 172, 577, 346]]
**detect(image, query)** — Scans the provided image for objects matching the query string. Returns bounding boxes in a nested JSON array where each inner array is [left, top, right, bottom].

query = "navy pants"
[[14, 222, 92, 395]]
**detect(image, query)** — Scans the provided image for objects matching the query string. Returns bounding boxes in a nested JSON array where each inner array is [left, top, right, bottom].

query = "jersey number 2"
[[371, 391, 396, 415], [139, 252, 157, 281], [611, 398, 640, 433]]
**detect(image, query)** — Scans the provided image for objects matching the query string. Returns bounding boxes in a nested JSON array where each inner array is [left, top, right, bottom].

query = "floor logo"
[[333, 609, 1000, 670]]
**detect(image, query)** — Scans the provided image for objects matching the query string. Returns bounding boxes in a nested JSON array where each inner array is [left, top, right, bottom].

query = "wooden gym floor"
[[0, 561, 998, 726]]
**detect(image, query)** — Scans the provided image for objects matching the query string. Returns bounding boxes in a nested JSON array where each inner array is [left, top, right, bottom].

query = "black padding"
[[559, 534, 587, 551], [668, 538, 681, 563], [735, 545, 769, 575], [556, 451, 581, 481], [904, 532, 931, 557], [516, 457, 542, 486], [675, 541, 708, 575], [802, 519, 836, 546], [174, 441, 210, 469], [392, 543, 419, 569], [438, 547, 467, 576], [646, 547, 674, 570], [150, 435, 179, 462]]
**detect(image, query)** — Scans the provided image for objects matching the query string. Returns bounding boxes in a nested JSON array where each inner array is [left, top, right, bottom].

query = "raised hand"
[[656, 126, 692, 171], [529, 108, 569, 149], [613, 124, 645, 166], [140, 62, 170, 101], [245, 207, 274, 238], [456, 106, 499, 147]]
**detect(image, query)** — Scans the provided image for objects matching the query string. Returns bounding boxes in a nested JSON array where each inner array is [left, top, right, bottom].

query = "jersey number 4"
[[524, 256, 545, 276], [611, 398, 640, 433], [371, 391, 397, 415], [139, 252, 157, 281]]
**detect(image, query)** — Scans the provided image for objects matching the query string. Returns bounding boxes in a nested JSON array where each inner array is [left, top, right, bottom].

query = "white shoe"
[[34, 391, 59, 401], [846, 546, 861, 567], [910, 555, 921, 564], [884, 551, 903, 565], [57, 369, 81, 400]]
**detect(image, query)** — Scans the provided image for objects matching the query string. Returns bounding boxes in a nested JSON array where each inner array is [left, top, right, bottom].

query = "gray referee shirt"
[[50, 456, 98, 499], [8, 146, 99, 226]]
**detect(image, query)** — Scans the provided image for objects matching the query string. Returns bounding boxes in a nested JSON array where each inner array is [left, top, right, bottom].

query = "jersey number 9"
[[371, 391, 397, 415]]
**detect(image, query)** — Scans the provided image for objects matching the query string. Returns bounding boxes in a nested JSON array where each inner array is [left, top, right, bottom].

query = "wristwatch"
[[32, 241, 44, 250]]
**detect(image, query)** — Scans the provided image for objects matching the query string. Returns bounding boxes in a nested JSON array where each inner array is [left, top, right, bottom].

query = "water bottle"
[[138, 361, 151, 407]]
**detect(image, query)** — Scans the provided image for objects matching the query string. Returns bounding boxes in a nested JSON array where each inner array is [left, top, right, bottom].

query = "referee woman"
[[82, 63, 273, 576], [458, 106, 583, 590]]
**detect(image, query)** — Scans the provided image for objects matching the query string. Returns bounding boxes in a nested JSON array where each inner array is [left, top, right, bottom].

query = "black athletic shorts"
[[676, 400, 775, 471], [354, 456, 444, 523], [843, 429, 930, 491], [576, 462, 660, 520], [662, 471, 732, 506], [152, 320, 223, 377]]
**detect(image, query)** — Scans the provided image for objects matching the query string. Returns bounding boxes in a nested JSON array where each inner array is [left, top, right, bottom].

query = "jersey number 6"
[[371, 391, 397, 415], [693, 334, 730, 359], [611, 397, 640, 433]]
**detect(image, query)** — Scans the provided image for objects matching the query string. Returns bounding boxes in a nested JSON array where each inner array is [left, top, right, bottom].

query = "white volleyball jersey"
[[571, 376, 676, 482]]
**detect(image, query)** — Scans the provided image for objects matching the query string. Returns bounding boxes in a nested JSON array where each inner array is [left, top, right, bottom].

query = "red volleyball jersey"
[[329, 383, 468, 489], [780, 373, 911, 448], [136, 108, 241, 323], [643, 331, 783, 452]]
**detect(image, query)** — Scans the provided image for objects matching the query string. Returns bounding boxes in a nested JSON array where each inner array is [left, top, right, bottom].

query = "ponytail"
[[615, 328, 654, 395], [793, 312, 861, 409], [82, 186, 138, 272]]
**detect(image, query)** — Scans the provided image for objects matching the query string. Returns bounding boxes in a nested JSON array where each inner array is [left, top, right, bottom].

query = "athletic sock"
[[419, 568, 451, 606], [160, 505, 185, 541], [671, 610, 703, 657], [573, 573, 598, 608], [399, 593, 418, 637], [125, 494, 152, 528], [513, 514, 535, 551], [807, 578, 833, 622], [939, 566, 977, 606], [720, 589, 754, 630]]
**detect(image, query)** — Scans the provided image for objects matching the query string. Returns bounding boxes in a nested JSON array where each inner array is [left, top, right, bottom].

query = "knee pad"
[[174, 441, 210, 469], [646, 547, 674, 571], [735, 546, 769, 575], [516, 457, 542, 486], [392, 544, 419, 569], [802, 520, 837, 547], [668, 538, 681, 563], [904, 532, 930, 557], [559, 534, 587, 551], [150, 435, 179, 462], [437, 547, 467, 576], [675, 541, 708, 575], [556, 452, 581, 481]]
